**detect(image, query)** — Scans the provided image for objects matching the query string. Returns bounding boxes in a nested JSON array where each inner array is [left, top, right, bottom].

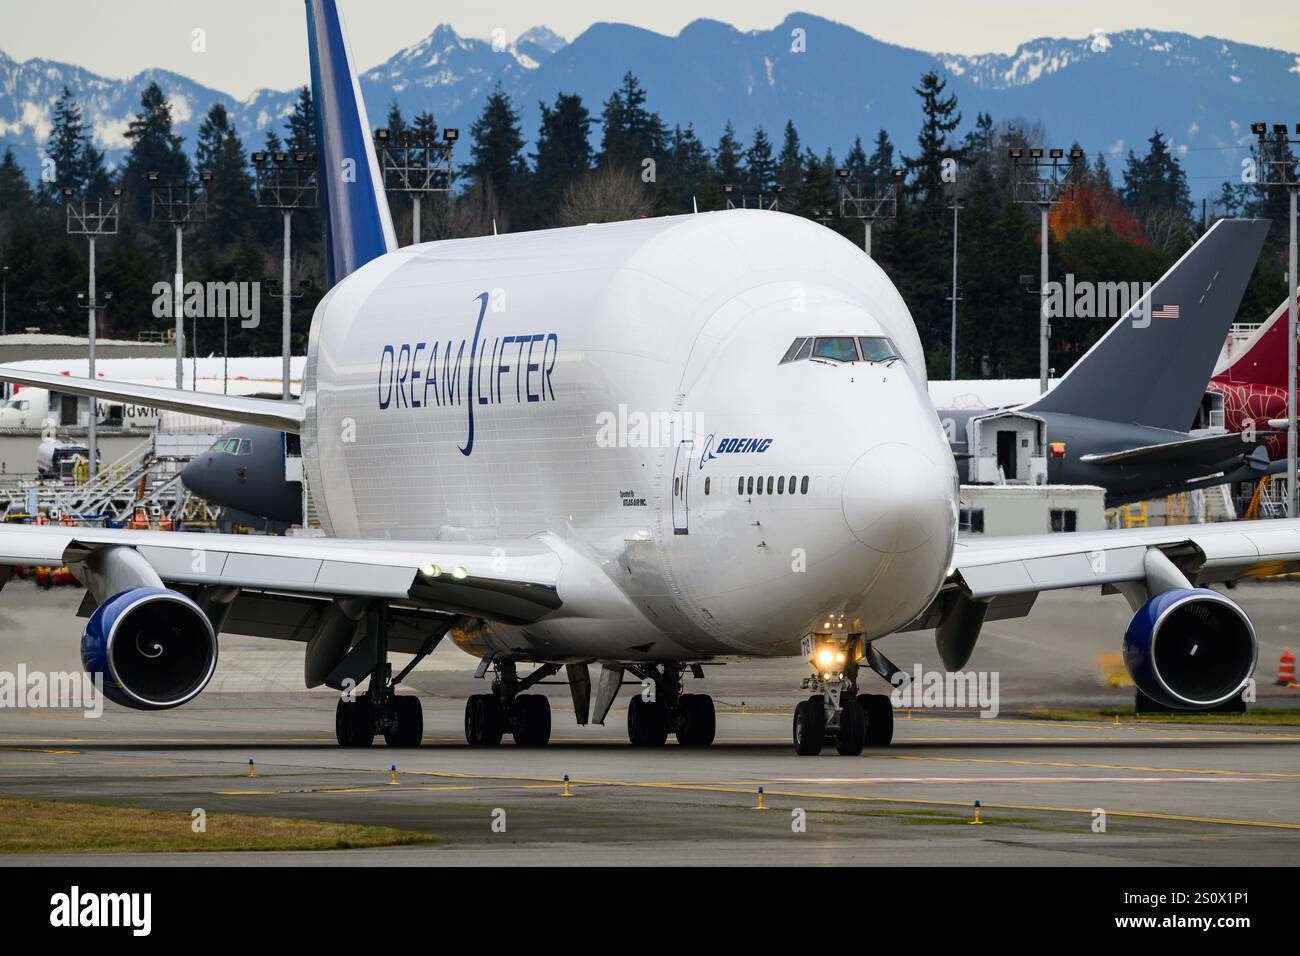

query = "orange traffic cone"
[[1277, 648, 1297, 687]]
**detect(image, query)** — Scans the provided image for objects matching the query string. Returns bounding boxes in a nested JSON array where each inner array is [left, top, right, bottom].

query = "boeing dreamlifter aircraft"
[[0, 0, 1297, 756]]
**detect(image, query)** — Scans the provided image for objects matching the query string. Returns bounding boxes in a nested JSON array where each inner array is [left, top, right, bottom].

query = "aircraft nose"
[[180, 455, 213, 498], [842, 442, 954, 554]]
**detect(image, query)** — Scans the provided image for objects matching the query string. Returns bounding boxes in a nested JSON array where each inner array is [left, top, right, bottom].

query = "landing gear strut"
[[624, 663, 715, 747], [335, 603, 434, 748], [793, 636, 894, 756], [464, 659, 559, 747]]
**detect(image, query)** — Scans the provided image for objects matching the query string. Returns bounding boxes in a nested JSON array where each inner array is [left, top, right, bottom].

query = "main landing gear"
[[464, 659, 560, 747], [625, 663, 715, 747], [335, 603, 439, 748], [793, 637, 894, 756]]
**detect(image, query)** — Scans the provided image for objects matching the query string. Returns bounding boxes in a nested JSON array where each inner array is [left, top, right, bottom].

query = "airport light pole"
[[946, 178, 963, 380], [374, 127, 457, 245], [810, 207, 836, 228], [1009, 147, 1084, 394], [837, 167, 904, 258], [1252, 121, 1300, 517], [252, 151, 318, 400], [148, 172, 210, 390], [1, 264, 8, 335], [722, 184, 784, 211], [64, 185, 122, 479]]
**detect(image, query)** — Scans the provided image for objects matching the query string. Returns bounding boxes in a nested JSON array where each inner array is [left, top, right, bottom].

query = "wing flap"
[[3, 525, 563, 624], [0, 366, 304, 433]]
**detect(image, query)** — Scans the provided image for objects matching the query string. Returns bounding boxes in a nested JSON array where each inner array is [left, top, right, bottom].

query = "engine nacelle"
[[81, 587, 218, 710], [1123, 588, 1257, 710]]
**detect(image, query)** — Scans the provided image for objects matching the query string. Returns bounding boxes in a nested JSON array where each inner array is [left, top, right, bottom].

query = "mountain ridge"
[[1, 14, 1296, 201]]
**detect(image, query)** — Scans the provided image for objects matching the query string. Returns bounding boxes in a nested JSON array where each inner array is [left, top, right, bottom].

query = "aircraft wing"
[[0, 366, 304, 433], [905, 518, 1300, 638], [0, 525, 563, 626], [1077, 431, 1267, 467]]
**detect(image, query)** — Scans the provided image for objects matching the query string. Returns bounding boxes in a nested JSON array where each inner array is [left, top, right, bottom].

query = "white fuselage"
[[301, 210, 958, 661]]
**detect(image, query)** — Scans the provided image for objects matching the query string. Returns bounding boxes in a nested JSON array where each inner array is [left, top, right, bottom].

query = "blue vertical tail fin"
[[304, 0, 396, 287]]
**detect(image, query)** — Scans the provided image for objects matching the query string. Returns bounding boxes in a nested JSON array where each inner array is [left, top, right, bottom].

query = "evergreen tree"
[[714, 122, 745, 191], [530, 93, 593, 227], [1121, 130, 1191, 213], [793, 148, 837, 221], [660, 123, 717, 213], [745, 126, 777, 200], [1092, 151, 1115, 196], [285, 87, 318, 159], [121, 82, 191, 224], [903, 70, 963, 207], [262, 129, 284, 155], [467, 84, 528, 221], [412, 111, 438, 141], [42, 87, 103, 203], [0, 149, 33, 214], [843, 136, 868, 185], [1121, 129, 1193, 249], [776, 120, 802, 193], [598, 73, 667, 171], [194, 104, 256, 250], [866, 129, 896, 183], [384, 101, 408, 139]]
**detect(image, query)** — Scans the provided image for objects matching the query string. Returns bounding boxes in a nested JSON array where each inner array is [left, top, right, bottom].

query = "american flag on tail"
[[1151, 303, 1180, 320]]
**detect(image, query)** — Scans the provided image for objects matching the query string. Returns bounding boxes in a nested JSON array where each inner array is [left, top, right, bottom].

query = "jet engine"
[[1122, 588, 1256, 710], [80, 587, 218, 710]]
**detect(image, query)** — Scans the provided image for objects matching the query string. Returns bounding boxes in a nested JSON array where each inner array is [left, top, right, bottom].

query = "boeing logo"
[[377, 293, 560, 456], [700, 434, 774, 469]]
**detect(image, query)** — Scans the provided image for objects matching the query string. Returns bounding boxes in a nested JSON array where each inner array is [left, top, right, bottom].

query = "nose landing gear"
[[794, 636, 895, 755]]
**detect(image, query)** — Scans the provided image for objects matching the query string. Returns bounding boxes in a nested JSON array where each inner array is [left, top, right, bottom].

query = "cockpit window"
[[812, 337, 859, 362], [780, 335, 903, 365], [780, 338, 808, 364], [210, 437, 251, 455], [858, 336, 901, 363]]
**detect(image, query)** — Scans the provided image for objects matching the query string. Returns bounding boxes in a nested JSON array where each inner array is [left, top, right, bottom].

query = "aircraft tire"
[[859, 693, 895, 746], [793, 696, 826, 756], [336, 696, 375, 747], [384, 695, 423, 747], [627, 695, 669, 746], [675, 693, 716, 746], [465, 693, 504, 747], [835, 696, 866, 755], [512, 694, 552, 746]]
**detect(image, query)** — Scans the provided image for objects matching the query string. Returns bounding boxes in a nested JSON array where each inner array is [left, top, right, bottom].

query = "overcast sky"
[[2, 0, 1296, 99]]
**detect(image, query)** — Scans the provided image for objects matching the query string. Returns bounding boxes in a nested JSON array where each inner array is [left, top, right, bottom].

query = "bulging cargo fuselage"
[[301, 210, 958, 661]]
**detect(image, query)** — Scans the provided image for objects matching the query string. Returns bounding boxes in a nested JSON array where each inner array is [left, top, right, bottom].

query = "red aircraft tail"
[[1213, 295, 1300, 389]]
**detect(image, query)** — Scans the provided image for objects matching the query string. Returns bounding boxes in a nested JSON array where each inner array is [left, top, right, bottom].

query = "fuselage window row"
[[731, 475, 811, 496]]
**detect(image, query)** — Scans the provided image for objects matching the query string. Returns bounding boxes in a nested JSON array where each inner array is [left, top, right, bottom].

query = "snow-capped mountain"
[[1, 14, 1296, 200]]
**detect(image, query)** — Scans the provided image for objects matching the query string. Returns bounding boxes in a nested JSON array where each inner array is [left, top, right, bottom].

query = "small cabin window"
[[800, 476, 809, 495]]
